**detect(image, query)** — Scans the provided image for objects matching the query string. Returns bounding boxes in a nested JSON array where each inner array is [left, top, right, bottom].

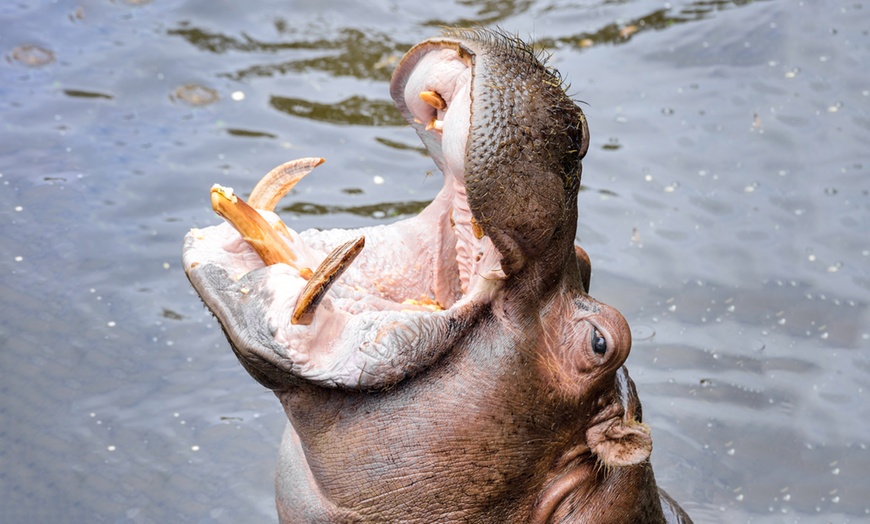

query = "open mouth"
[[182, 42, 506, 390]]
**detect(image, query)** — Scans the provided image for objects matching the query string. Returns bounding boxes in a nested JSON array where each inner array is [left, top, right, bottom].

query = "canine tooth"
[[419, 90, 447, 110], [248, 157, 325, 212], [292, 236, 365, 325], [211, 185, 298, 267]]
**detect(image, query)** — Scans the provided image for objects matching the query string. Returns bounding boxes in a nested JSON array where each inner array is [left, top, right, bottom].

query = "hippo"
[[182, 27, 692, 523]]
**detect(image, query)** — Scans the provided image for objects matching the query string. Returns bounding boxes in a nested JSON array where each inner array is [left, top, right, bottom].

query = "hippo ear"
[[586, 417, 652, 467]]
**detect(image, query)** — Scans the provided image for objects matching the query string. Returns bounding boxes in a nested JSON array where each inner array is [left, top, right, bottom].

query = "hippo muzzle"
[[183, 27, 691, 524]]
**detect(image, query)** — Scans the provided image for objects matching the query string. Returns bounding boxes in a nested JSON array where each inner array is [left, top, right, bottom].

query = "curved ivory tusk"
[[248, 157, 326, 212], [211, 185, 298, 267], [291, 236, 365, 325]]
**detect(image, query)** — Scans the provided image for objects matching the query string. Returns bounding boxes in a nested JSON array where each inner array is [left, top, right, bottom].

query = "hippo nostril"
[[592, 330, 607, 355]]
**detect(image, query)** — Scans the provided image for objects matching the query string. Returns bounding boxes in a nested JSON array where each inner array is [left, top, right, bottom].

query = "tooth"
[[419, 90, 447, 110], [292, 236, 365, 325], [425, 118, 444, 131], [248, 157, 325, 212], [470, 216, 485, 240], [211, 184, 298, 267]]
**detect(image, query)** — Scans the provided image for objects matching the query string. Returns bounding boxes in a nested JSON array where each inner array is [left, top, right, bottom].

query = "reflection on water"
[[281, 199, 430, 219], [169, 26, 404, 82], [270, 95, 405, 126], [0, 0, 867, 522]]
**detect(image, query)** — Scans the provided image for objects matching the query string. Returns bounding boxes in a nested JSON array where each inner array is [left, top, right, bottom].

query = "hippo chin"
[[182, 28, 692, 524]]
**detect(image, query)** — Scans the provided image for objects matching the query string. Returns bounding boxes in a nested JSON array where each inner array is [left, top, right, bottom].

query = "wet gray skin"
[[183, 28, 692, 523]]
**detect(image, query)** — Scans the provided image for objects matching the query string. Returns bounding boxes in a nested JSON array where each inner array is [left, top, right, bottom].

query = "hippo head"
[[183, 28, 689, 523]]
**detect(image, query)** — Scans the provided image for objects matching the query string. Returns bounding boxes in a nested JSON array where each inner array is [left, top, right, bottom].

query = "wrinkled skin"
[[183, 28, 692, 523]]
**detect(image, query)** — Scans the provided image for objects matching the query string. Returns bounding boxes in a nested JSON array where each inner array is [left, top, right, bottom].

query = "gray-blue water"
[[1, 1, 867, 522]]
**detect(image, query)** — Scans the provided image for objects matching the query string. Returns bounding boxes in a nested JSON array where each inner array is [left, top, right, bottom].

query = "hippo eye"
[[592, 330, 607, 355]]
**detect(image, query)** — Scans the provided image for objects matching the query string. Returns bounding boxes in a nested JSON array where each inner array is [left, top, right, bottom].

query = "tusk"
[[291, 236, 365, 325], [419, 90, 447, 110], [211, 185, 298, 267], [248, 157, 325, 212]]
